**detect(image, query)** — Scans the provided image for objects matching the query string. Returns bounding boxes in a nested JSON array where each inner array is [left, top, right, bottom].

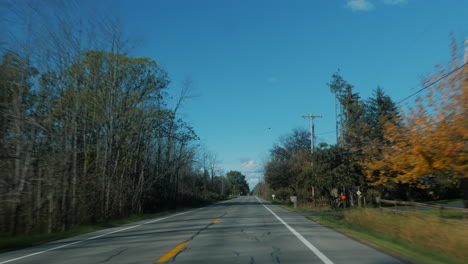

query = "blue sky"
[[114, 0, 468, 189]]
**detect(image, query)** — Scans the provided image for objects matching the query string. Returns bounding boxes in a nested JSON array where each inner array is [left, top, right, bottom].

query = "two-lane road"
[[0, 196, 404, 264]]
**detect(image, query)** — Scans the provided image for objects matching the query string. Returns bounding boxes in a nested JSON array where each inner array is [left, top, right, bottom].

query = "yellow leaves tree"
[[365, 38, 467, 190]]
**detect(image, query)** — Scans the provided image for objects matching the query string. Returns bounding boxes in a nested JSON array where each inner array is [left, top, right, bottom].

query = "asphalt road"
[[0, 196, 405, 264]]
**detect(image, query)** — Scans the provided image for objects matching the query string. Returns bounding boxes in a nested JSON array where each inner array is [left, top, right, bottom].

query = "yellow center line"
[[213, 218, 221, 223], [156, 241, 190, 263], [226, 210, 231, 213]]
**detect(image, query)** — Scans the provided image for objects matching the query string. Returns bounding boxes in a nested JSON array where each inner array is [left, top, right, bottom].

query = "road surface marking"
[[0, 211, 191, 264], [255, 196, 334, 264], [156, 242, 190, 263], [213, 218, 221, 223], [226, 210, 231, 213]]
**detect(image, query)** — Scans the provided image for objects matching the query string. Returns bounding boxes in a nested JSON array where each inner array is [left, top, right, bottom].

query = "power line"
[[364, 112, 467, 152], [316, 130, 336, 135], [397, 62, 467, 104], [318, 62, 466, 146]]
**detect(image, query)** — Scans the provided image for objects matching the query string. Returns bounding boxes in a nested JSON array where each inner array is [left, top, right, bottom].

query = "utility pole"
[[302, 113, 322, 207], [463, 38, 468, 209], [302, 114, 322, 152], [465, 38, 468, 64]]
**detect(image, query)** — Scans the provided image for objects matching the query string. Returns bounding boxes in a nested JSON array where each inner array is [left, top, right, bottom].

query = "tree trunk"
[[462, 177, 468, 209], [35, 170, 43, 233], [47, 190, 54, 234], [312, 186, 315, 207]]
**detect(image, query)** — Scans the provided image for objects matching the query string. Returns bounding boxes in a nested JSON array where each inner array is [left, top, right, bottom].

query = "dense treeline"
[[261, 39, 467, 207], [0, 1, 243, 236], [226, 171, 250, 195]]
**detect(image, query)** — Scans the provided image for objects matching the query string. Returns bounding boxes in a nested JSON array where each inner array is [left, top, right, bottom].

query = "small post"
[[357, 187, 362, 208], [312, 186, 315, 207], [376, 196, 381, 208], [342, 187, 347, 209], [340, 192, 347, 209]]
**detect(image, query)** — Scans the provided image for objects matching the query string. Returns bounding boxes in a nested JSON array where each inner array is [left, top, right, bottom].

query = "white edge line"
[[255, 196, 334, 264], [0, 210, 191, 264]]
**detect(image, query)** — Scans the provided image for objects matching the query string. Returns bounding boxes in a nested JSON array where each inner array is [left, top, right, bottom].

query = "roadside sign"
[[356, 191, 362, 196], [272, 194, 276, 200]]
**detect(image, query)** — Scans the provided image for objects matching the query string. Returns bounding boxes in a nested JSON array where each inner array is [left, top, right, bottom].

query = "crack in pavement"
[[240, 228, 271, 243], [101, 247, 128, 263], [165, 210, 231, 263], [233, 250, 241, 264], [270, 246, 281, 264], [169, 246, 190, 263]]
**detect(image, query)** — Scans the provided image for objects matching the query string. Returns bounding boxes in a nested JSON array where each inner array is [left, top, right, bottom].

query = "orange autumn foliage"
[[364, 39, 467, 187]]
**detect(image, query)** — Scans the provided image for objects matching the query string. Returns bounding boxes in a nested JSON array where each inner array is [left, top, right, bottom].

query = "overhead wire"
[[315, 130, 336, 135], [314, 62, 466, 146], [397, 62, 467, 104]]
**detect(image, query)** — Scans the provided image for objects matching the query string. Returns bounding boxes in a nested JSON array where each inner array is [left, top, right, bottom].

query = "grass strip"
[[416, 209, 465, 219], [422, 199, 462, 205], [277, 203, 334, 212], [308, 214, 466, 264]]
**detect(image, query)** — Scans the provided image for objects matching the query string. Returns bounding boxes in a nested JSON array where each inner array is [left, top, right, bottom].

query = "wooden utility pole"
[[302, 114, 322, 152], [302, 114, 322, 207], [463, 38, 468, 209]]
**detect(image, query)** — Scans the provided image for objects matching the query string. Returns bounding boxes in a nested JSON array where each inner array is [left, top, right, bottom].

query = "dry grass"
[[277, 201, 333, 212], [299, 202, 333, 212], [344, 209, 468, 260]]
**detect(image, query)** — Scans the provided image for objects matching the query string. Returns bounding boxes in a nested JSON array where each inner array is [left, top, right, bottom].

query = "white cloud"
[[245, 173, 263, 190], [346, 0, 374, 11], [383, 0, 407, 5], [240, 159, 262, 173], [239, 158, 264, 190], [248, 177, 260, 186]]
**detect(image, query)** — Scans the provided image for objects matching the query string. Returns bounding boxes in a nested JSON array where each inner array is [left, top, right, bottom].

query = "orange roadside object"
[[341, 195, 346, 200]]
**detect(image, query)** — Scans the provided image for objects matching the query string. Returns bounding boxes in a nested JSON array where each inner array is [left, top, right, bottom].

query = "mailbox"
[[290, 196, 298, 208]]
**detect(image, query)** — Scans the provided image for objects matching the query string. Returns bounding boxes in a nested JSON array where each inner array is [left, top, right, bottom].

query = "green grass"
[[227, 194, 241, 200], [276, 202, 334, 212], [422, 199, 463, 205], [416, 209, 466, 219], [309, 213, 467, 264], [0, 205, 208, 253]]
